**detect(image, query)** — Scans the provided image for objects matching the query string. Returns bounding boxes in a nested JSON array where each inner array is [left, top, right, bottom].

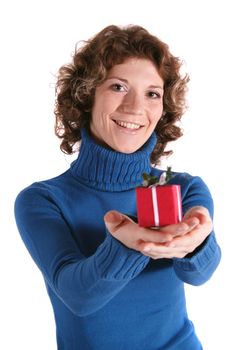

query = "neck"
[[70, 127, 157, 191]]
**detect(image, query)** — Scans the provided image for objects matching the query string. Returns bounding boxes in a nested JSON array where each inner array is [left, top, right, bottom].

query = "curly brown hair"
[[54, 24, 189, 165]]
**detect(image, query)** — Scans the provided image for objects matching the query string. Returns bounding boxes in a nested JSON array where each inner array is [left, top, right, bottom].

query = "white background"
[[0, 0, 232, 349]]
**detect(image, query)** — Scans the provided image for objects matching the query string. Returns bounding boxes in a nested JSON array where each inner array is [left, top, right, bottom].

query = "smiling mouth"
[[113, 120, 143, 130]]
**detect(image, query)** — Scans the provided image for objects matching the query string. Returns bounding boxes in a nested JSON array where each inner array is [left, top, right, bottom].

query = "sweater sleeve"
[[172, 174, 221, 285], [14, 185, 150, 317]]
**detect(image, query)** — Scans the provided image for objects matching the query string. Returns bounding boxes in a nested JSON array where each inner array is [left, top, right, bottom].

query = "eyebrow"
[[106, 76, 164, 90]]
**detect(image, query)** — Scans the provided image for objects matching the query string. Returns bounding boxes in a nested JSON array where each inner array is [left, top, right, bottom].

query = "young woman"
[[15, 25, 221, 350]]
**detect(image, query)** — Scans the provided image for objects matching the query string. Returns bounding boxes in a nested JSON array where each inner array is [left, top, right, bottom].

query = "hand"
[[104, 206, 213, 260], [104, 211, 173, 252], [104, 209, 200, 258], [140, 206, 213, 259]]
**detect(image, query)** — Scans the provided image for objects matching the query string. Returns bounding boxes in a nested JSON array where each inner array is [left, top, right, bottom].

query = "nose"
[[118, 90, 144, 115]]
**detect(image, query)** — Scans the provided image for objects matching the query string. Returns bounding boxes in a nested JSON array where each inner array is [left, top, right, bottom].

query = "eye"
[[147, 91, 161, 99], [111, 83, 126, 92]]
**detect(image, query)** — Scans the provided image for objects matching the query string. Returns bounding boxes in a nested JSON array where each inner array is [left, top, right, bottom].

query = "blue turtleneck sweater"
[[14, 128, 221, 350]]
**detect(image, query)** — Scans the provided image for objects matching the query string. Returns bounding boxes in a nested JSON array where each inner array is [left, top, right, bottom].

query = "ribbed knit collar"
[[70, 127, 157, 191]]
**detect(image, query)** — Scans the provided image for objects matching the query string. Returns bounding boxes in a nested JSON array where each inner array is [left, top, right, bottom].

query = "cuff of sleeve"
[[173, 233, 220, 272], [95, 233, 150, 280]]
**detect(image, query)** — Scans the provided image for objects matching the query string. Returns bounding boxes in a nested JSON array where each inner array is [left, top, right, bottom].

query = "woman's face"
[[90, 57, 164, 153]]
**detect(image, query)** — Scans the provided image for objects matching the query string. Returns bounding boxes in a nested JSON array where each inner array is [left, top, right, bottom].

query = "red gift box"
[[136, 185, 182, 227]]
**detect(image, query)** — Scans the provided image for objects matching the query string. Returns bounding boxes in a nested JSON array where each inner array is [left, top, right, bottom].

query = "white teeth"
[[115, 120, 141, 129]]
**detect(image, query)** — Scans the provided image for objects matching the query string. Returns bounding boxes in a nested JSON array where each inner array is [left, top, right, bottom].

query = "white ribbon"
[[151, 186, 159, 226], [176, 185, 182, 222]]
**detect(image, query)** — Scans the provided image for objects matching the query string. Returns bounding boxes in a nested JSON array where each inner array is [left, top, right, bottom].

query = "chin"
[[115, 145, 141, 154]]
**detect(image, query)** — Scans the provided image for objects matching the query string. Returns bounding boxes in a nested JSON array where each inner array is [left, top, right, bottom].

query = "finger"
[[183, 206, 211, 224], [139, 242, 187, 259], [165, 230, 201, 249], [165, 222, 212, 249], [159, 217, 199, 237], [104, 210, 173, 243], [104, 211, 130, 233]]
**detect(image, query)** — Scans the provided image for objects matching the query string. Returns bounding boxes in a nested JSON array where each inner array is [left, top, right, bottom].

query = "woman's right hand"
[[104, 210, 199, 259]]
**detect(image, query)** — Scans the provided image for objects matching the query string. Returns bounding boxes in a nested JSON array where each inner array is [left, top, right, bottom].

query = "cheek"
[[149, 108, 163, 126], [93, 98, 114, 119], [91, 102, 104, 125], [156, 102, 163, 114]]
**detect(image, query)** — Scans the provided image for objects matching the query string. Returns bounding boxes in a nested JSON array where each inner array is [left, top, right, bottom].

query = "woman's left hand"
[[141, 206, 213, 259]]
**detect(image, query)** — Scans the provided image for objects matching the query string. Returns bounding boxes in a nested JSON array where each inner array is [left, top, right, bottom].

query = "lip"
[[113, 118, 144, 126], [112, 119, 144, 134]]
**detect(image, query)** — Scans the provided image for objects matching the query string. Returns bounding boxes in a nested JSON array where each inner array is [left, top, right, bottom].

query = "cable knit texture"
[[70, 127, 156, 191], [14, 128, 221, 350]]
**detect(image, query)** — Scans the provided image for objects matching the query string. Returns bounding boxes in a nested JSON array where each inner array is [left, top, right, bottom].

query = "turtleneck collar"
[[70, 127, 157, 192]]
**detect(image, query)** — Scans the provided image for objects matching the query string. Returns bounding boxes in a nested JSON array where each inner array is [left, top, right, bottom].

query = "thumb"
[[104, 210, 129, 233], [183, 206, 210, 224]]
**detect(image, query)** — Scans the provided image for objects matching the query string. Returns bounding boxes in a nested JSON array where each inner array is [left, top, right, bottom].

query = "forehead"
[[106, 57, 163, 84]]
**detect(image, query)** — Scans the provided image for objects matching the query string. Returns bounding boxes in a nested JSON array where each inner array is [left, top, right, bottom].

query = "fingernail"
[[189, 219, 198, 226], [104, 211, 122, 223], [165, 241, 175, 247], [143, 247, 151, 253], [177, 224, 187, 233], [169, 243, 176, 248]]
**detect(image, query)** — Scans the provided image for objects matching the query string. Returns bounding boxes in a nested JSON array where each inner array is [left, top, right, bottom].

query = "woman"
[[14, 25, 221, 350]]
